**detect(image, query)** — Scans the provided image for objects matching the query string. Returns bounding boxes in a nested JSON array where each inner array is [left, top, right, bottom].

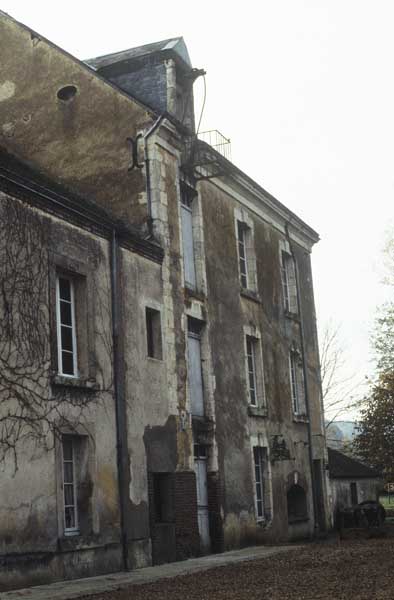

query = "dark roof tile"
[[328, 448, 382, 479]]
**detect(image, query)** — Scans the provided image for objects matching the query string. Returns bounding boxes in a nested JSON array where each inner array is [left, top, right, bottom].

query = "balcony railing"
[[182, 129, 232, 181], [197, 130, 232, 161]]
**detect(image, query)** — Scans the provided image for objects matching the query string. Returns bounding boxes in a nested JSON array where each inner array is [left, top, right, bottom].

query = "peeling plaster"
[[0, 80, 15, 101]]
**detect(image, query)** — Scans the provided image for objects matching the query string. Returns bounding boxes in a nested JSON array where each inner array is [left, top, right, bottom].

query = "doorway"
[[194, 444, 211, 553]]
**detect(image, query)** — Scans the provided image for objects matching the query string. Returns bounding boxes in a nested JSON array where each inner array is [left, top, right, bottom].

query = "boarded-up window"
[[187, 318, 204, 416], [181, 188, 197, 289]]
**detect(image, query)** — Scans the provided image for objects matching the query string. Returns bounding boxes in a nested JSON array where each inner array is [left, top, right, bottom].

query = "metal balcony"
[[181, 129, 232, 181]]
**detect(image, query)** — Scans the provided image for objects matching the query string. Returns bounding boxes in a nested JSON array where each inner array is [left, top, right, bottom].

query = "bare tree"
[[0, 196, 111, 470], [319, 320, 365, 428]]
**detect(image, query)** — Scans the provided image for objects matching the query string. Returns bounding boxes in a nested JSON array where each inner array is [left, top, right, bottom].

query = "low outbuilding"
[[328, 448, 383, 516]]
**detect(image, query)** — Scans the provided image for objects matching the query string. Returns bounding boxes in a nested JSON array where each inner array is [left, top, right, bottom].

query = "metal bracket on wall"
[[127, 134, 143, 171]]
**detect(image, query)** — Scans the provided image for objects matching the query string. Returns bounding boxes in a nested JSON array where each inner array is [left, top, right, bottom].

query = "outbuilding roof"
[[328, 448, 382, 479]]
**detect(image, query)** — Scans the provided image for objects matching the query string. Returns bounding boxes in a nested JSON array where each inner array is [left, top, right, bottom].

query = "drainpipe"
[[110, 229, 129, 570], [285, 224, 319, 536], [144, 115, 165, 238]]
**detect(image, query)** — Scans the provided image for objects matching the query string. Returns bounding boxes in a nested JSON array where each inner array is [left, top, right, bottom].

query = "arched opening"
[[287, 484, 308, 523]]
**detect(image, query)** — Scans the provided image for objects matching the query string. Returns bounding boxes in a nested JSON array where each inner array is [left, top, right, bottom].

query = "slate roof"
[[328, 448, 382, 479], [86, 37, 192, 71]]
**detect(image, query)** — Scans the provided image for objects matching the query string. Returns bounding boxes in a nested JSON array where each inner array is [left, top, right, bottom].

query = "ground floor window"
[[252, 446, 272, 521], [62, 436, 79, 534]]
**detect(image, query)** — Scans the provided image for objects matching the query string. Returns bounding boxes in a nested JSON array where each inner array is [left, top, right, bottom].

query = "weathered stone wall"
[[0, 13, 154, 227], [0, 185, 169, 589], [198, 177, 326, 546], [330, 478, 381, 513]]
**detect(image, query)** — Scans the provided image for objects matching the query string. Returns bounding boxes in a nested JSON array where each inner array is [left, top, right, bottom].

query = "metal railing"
[[197, 130, 232, 161]]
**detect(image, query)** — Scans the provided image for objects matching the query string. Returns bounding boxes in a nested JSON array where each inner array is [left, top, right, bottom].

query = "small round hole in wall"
[[57, 85, 78, 102]]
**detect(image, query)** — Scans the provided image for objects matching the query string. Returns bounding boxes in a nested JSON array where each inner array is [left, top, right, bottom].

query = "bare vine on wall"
[[0, 196, 112, 470]]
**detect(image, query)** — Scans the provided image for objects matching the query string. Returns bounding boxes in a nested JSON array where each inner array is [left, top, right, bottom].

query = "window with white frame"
[[235, 211, 257, 292], [253, 446, 265, 519], [252, 446, 272, 521], [56, 275, 78, 377], [281, 252, 298, 314], [187, 317, 205, 417], [289, 347, 306, 415], [237, 221, 248, 288], [180, 185, 197, 290], [244, 331, 266, 409], [62, 436, 79, 535], [246, 336, 258, 406]]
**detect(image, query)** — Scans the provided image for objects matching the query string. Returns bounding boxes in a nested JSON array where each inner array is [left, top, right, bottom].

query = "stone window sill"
[[184, 286, 206, 303], [293, 414, 309, 424], [257, 517, 272, 528], [52, 374, 100, 391], [240, 288, 262, 304], [248, 405, 268, 418], [284, 310, 300, 322]]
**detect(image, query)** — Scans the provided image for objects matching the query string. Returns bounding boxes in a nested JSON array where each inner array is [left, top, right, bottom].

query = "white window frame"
[[237, 221, 248, 289], [56, 275, 78, 378], [246, 335, 258, 406], [289, 351, 299, 414], [253, 446, 265, 521], [244, 327, 266, 409], [281, 251, 298, 314], [289, 348, 306, 416], [62, 436, 79, 536], [234, 209, 257, 293]]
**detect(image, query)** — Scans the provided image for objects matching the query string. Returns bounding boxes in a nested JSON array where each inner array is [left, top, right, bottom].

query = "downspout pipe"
[[110, 228, 129, 570], [285, 224, 320, 536], [144, 115, 165, 237]]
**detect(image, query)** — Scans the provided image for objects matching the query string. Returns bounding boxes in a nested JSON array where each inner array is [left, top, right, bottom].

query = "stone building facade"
[[0, 10, 329, 590]]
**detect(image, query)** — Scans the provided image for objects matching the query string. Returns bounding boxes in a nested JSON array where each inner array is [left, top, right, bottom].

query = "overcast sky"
[[2, 1, 393, 418]]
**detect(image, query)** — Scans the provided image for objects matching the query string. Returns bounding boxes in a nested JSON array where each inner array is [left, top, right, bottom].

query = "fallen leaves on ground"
[[82, 538, 394, 600]]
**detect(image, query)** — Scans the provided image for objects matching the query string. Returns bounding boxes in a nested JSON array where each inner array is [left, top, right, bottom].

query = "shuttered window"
[[281, 252, 298, 314], [181, 191, 197, 289]]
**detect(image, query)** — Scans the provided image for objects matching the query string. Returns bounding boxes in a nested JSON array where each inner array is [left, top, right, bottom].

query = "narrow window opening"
[[56, 275, 78, 377], [281, 252, 298, 314], [253, 447, 265, 520], [246, 336, 258, 406], [181, 184, 198, 290], [289, 352, 299, 413], [289, 347, 306, 415], [237, 221, 248, 289], [146, 307, 162, 360], [62, 436, 79, 535]]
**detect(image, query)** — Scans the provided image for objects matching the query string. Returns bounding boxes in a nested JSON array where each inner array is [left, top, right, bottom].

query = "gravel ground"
[[82, 538, 394, 600]]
